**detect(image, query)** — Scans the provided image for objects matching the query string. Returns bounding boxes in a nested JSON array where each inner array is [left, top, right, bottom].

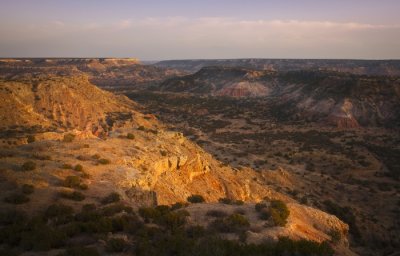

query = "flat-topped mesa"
[[0, 58, 184, 90], [154, 58, 400, 76]]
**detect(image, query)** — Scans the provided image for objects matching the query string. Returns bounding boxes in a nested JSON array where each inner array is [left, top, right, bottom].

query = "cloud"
[[52, 20, 65, 27], [115, 19, 132, 29], [0, 17, 399, 59]]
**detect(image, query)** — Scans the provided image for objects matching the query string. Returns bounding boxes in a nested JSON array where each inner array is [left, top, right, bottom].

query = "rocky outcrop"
[[216, 81, 270, 97], [325, 99, 360, 128], [185, 202, 354, 255], [0, 73, 144, 135]]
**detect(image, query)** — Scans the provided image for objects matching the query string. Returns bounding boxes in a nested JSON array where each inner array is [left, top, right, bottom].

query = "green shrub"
[[75, 205, 100, 222], [171, 202, 187, 210], [206, 210, 228, 218], [270, 200, 290, 227], [63, 175, 87, 190], [259, 208, 271, 220], [226, 213, 250, 228], [61, 222, 82, 238], [91, 154, 100, 159], [60, 191, 85, 201], [82, 203, 97, 212], [19, 223, 67, 251], [234, 208, 246, 215], [160, 150, 167, 156], [63, 133, 76, 142], [187, 194, 205, 203], [4, 193, 30, 204], [63, 176, 81, 188], [61, 163, 73, 169], [21, 184, 34, 194], [79, 183, 89, 190], [21, 161, 36, 171], [218, 198, 233, 204], [80, 171, 91, 179], [63, 175, 80, 187], [324, 200, 361, 241], [329, 229, 342, 244], [101, 192, 121, 205], [155, 205, 171, 215], [106, 238, 128, 253], [111, 214, 141, 232], [81, 217, 113, 233], [74, 164, 83, 172], [45, 204, 74, 224], [186, 225, 206, 239], [212, 213, 250, 233], [235, 200, 244, 205], [275, 237, 334, 255], [45, 204, 74, 219], [127, 133, 135, 140], [219, 198, 244, 205], [98, 158, 111, 165], [157, 211, 188, 231], [27, 135, 35, 143], [138, 206, 188, 230], [255, 202, 267, 212], [138, 126, 146, 131], [101, 203, 132, 216], [138, 207, 159, 222], [32, 154, 51, 160]]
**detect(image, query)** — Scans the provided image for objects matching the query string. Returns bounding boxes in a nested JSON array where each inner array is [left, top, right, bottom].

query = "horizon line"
[[1, 57, 400, 61]]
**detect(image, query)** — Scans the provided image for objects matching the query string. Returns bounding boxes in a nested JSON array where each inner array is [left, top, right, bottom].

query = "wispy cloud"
[[52, 20, 65, 27], [0, 17, 399, 59], [115, 19, 133, 29]]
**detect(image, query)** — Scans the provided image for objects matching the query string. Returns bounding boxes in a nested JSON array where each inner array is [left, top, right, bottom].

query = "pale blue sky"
[[0, 0, 399, 59]]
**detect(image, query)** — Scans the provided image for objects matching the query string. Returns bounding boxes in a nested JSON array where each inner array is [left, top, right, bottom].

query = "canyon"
[[0, 58, 399, 256]]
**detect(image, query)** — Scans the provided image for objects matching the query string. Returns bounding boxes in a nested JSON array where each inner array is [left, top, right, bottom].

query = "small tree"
[[101, 192, 121, 205], [63, 176, 81, 188], [329, 229, 342, 244], [60, 191, 85, 201], [98, 158, 111, 165], [270, 200, 290, 227], [21, 161, 36, 171], [255, 202, 267, 212], [63, 133, 76, 143], [187, 195, 205, 203], [27, 135, 35, 143], [74, 164, 83, 172]]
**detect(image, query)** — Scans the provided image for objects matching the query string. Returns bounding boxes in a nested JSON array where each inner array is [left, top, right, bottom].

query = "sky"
[[0, 0, 399, 60]]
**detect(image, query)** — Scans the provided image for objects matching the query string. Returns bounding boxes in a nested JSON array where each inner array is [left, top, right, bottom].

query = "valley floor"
[[127, 90, 400, 255]]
